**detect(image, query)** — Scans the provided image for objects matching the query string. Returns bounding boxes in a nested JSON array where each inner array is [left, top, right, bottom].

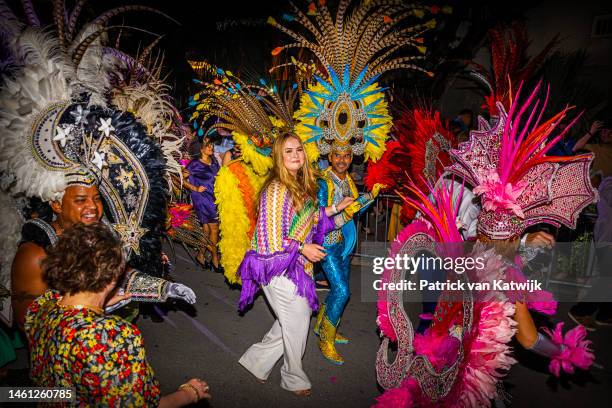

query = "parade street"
[[6, 242, 612, 407], [136, 245, 612, 407]]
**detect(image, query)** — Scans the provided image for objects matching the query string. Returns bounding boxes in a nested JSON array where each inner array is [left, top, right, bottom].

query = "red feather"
[[483, 22, 558, 114], [365, 107, 455, 224]]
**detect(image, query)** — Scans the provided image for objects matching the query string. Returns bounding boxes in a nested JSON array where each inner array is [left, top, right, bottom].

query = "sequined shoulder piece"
[[21, 218, 58, 249]]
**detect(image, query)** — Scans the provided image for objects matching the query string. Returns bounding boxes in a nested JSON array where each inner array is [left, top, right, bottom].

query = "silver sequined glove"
[[104, 288, 130, 314], [528, 332, 563, 358], [167, 283, 197, 304]]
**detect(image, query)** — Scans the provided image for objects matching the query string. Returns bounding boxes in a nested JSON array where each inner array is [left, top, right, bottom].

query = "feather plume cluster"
[[269, 0, 439, 81], [0, 1, 180, 201], [215, 161, 265, 284], [468, 21, 558, 115], [365, 107, 455, 223], [0, 1, 181, 313], [0, 28, 71, 201], [269, 0, 445, 162], [190, 68, 298, 173], [108, 51, 186, 192]]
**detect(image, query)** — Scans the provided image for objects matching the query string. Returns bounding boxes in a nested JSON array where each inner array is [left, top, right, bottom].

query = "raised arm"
[[573, 121, 603, 152]]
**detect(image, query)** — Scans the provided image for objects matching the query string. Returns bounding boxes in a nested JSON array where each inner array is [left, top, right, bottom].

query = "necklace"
[[57, 297, 104, 314]]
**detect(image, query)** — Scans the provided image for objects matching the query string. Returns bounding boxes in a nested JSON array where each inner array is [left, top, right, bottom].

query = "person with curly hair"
[[24, 223, 210, 407], [9, 103, 196, 330], [11, 182, 196, 330]]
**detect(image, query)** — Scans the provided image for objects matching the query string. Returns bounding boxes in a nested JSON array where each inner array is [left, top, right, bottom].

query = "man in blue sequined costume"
[[315, 149, 384, 364]]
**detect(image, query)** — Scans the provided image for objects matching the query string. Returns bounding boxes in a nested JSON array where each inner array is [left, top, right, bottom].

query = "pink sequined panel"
[[376, 231, 436, 389], [518, 162, 556, 209], [525, 159, 597, 229], [446, 102, 597, 239]]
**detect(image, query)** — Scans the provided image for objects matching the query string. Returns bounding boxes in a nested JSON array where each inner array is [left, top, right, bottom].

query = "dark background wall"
[[10, 1, 612, 125], [439, 0, 612, 123]]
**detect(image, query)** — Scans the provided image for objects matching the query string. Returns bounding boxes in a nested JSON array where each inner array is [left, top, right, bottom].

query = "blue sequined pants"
[[321, 243, 351, 326]]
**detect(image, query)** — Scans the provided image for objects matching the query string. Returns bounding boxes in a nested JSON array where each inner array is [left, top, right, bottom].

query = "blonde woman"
[[237, 133, 359, 396]]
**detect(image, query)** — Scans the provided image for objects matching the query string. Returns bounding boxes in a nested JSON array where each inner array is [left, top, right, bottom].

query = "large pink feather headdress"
[[376, 177, 470, 400], [447, 83, 598, 240]]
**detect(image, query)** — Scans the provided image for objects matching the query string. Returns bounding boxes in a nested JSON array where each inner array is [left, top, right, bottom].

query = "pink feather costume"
[[376, 84, 597, 407], [375, 180, 518, 407]]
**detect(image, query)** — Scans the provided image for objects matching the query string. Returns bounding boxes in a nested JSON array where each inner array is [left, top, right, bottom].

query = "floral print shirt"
[[25, 290, 161, 407]]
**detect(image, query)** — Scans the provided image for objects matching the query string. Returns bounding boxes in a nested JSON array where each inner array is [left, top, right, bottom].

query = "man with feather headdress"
[[0, 0, 195, 329]]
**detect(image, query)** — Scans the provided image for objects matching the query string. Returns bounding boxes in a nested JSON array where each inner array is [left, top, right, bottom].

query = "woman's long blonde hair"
[[262, 132, 318, 212]]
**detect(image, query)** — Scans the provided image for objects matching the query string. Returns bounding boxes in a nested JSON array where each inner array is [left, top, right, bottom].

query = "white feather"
[[108, 61, 185, 189], [69, 23, 112, 105], [0, 28, 70, 201], [0, 191, 25, 326]]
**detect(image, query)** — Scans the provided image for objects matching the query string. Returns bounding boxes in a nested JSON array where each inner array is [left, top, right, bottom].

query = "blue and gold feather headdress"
[[269, 0, 446, 162]]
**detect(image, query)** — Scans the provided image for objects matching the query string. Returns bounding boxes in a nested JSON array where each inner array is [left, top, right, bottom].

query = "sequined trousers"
[[321, 243, 351, 325]]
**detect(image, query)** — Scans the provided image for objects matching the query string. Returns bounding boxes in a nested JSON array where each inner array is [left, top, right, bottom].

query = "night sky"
[[121, 0, 546, 104], [109, 0, 296, 105], [7, 0, 605, 117]]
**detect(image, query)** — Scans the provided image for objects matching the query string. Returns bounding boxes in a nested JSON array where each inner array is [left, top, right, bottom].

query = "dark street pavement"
[[139, 244, 612, 407], [7, 243, 612, 407]]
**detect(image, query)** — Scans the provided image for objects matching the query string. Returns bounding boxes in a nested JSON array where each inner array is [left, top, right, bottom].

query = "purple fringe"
[[313, 207, 335, 244], [238, 241, 318, 312], [237, 208, 334, 312]]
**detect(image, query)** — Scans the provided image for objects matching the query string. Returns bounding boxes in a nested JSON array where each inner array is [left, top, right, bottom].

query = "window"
[[592, 14, 612, 38]]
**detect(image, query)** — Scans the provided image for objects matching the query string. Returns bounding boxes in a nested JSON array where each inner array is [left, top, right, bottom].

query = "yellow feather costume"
[[215, 160, 265, 283], [190, 68, 297, 284]]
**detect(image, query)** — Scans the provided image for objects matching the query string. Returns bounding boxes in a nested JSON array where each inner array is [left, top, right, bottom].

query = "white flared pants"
[[239, 276, 312, 391]]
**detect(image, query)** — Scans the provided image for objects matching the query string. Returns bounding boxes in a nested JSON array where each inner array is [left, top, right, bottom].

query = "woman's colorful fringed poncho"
[[238, 180, 334, 311]]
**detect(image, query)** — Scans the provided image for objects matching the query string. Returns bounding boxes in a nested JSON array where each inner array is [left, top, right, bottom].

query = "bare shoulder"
[[12, 242, 46, 282], [12, 242, 48, 329]]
